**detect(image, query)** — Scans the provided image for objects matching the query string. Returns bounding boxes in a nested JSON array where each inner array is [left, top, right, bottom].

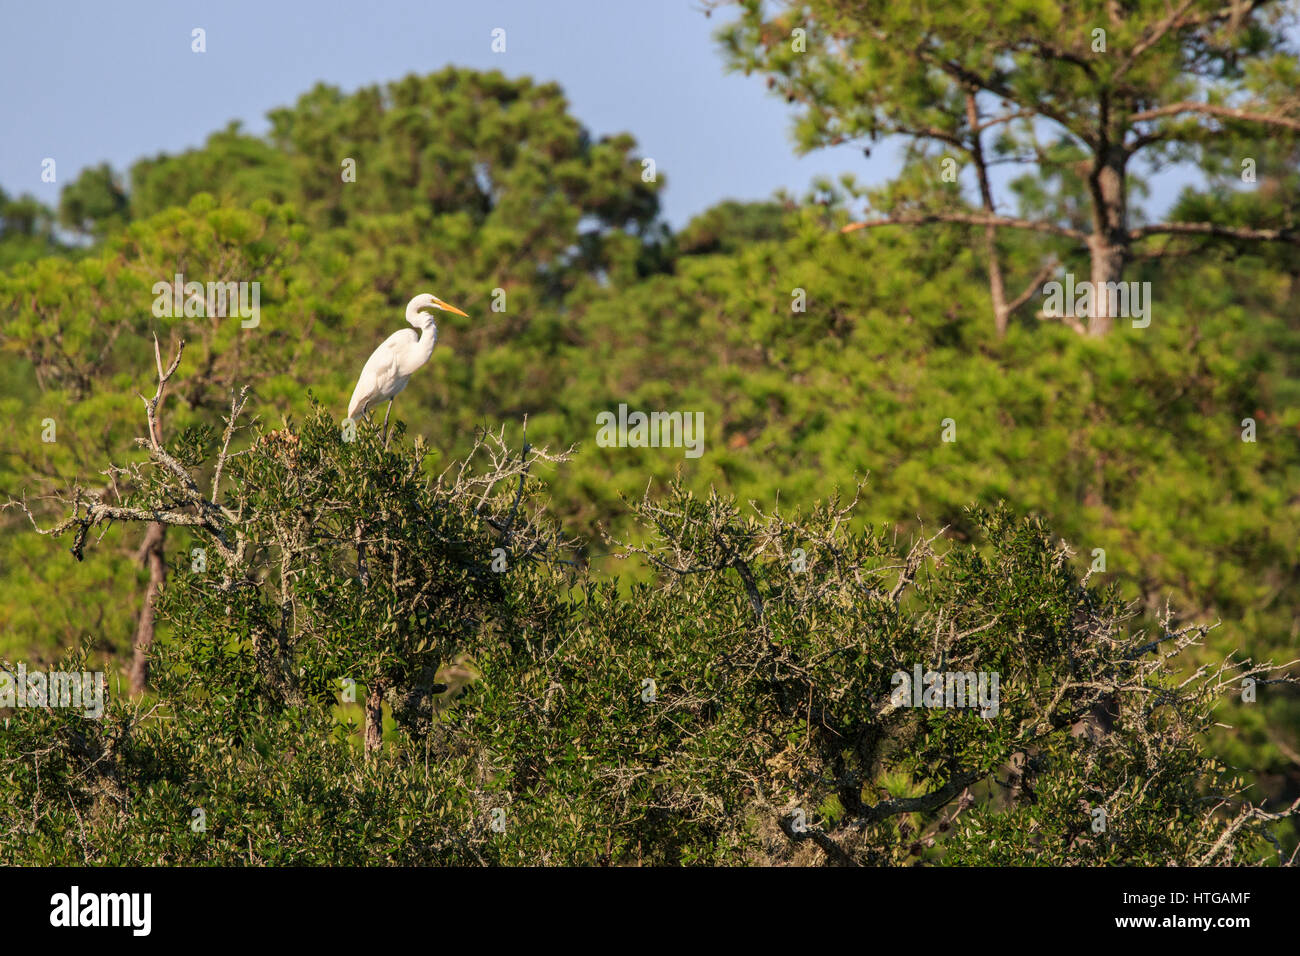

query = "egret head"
[[406, 292, 468, 327]]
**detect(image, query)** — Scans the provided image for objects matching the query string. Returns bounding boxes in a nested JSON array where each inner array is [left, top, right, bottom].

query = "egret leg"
[[382, 401, 393, 449]]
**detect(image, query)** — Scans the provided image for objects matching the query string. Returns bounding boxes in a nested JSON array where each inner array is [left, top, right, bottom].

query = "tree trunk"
[[966, 93, 1012, 337], [987, 222, 1011, 337], [364, 682, 385, 760], [129, 521, 167, 694], [1087, 150, 1129, 336], [1087, 235, 1128, 336], [359, 521, 382, 759]]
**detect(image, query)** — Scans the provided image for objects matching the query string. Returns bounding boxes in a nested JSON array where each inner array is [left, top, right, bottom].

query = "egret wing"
[[347, 329, 418, 419]]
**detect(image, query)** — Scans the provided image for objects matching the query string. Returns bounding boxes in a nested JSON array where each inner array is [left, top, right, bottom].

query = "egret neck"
[[404, 296, 439, 371]]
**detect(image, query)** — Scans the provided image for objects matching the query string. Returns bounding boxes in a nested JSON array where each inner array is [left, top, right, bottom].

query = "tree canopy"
[[2, 9, 1298, 865], [714, 0, 1300, 333]]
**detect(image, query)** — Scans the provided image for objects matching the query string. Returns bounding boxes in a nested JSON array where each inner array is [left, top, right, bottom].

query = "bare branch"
[[1130, 221, 1300, 243], [842, 213, 1086, 241], [1129, 100, 1300, 134]]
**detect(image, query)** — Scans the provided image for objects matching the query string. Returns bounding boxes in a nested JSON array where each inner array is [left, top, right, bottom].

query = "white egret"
[[346, 292, 468, 440]]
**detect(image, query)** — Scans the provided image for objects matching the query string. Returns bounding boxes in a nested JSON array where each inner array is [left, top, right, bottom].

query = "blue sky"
[[1, 0, 1194, 227]]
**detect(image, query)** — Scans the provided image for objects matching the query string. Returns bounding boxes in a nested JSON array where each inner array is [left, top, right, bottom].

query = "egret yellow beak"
[[435, 299, 468, 318]]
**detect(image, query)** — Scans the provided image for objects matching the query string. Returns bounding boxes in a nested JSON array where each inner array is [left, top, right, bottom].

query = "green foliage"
[[712, 0, 1300, 335], [715, 0, 1300, 168], [0, 188, 63, 270], [130, 122, 296, 221], [0, 407, 1292, 864], [4, 176, 1298, 854], [2, 51, 1298, 864], [0, 198, 308, 660], [58, 162, 130, 239], [675, 199, 795, 256]]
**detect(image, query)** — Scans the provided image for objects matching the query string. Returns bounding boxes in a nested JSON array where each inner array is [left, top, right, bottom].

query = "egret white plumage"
[[346, 293, 468, 439]]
